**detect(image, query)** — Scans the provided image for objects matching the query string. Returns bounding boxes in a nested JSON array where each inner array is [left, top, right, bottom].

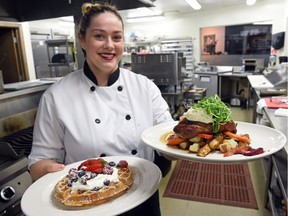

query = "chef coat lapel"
[[83, 61, 119, 86]]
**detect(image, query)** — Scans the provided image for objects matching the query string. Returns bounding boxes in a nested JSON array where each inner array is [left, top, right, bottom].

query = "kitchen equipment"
[[184, 87, 206, 105], [131, 53, 185, 86], [279, 56, 288, 64], [193, 73, 217, 97], [242, 59, 264, 73], [230, 97, 241, 107], [0, 127, 34, 216], [269, 55, 276, 67], [193, 66, 233, 97], [0, 85, 46, 215]]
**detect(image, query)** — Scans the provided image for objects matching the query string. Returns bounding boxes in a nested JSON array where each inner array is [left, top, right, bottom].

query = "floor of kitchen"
[[158, 107, 273, 216]]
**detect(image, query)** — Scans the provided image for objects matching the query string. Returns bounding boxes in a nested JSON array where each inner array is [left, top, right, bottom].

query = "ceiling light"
[[126, 15, 165, 23], [127, 7, 161, 18], [246, 0, 257, 6], [184, 0, 201, 10], [253, 20, 273, 25], [59, 16, 74, 22]]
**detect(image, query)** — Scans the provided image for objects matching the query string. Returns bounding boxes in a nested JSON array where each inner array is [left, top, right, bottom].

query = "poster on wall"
[[201, 26, 225, 55], [203, 34, 216, 55]]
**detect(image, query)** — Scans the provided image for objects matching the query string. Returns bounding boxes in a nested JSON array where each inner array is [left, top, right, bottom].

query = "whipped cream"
[[183, 107, 213, 123], [71, 167, 119, 191]]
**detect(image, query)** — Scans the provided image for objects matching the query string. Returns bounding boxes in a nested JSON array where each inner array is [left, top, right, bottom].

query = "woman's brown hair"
[[79, 2, 124, 37]]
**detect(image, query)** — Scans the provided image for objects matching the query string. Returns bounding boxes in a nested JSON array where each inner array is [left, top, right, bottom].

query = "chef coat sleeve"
[[149, 81, 174, 125], [28, 94, 65, 168]]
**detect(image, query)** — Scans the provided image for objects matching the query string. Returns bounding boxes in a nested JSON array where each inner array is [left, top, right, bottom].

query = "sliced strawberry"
[[92, 167, 103, 173], [85, 163, 104, 173], [78, 158, 104, 170]]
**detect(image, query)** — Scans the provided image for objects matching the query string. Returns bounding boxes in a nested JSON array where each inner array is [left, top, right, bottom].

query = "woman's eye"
[[113, 35, 122, 41], [95, 34, 104, 40]]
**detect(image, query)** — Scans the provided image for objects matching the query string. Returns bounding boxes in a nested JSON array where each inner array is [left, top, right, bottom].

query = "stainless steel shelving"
[[45, 39, 75, 77], [160, 37, 195, 78]]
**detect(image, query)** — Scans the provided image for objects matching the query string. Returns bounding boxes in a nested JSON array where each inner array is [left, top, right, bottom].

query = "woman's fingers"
[[46, 163, 65, 173]]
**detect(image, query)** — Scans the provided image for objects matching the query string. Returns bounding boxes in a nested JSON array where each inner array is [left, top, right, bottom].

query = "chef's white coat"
[[28, 68, 173, 167]]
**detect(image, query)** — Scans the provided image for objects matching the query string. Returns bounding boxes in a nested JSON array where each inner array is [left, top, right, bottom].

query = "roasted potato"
[[197, 144, 211, 157], [189, 143, 200, 153]]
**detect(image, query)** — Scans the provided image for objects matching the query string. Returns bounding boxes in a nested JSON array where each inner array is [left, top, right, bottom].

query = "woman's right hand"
[[29, 159, 65, 181]]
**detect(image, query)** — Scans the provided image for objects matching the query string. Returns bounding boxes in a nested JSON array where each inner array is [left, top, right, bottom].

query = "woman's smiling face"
[[79, 12, 124, 75]]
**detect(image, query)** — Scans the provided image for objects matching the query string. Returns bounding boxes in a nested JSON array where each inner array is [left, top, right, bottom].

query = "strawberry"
[[78, 158, 106, 170], [78, 158, 105, 170], [84, 164, 103, 173]]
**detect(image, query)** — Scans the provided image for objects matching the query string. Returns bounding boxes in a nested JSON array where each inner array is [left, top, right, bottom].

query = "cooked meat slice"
[[173, 119, 237, 139]]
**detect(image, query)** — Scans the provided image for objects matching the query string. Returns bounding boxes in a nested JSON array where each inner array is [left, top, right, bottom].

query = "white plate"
[[141, 121, 287, 163], [21, 156, 162, 216]]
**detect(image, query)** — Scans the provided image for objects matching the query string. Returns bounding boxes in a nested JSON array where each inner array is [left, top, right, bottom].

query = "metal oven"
[[0, 85, 48, 216], [0, 127, 34, 216], [131, 53, 186, 86], [242, 59, 264, 73]]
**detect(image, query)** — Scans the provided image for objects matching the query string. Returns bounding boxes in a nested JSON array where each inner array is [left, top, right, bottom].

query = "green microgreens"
[[192, 95, 232, 133]]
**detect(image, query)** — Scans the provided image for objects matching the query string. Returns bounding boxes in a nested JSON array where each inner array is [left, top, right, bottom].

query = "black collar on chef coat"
[[83, 61, 120, 86]]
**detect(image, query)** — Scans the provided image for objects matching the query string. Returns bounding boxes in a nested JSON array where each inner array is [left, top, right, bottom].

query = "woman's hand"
[[29, 159, 65, 181]]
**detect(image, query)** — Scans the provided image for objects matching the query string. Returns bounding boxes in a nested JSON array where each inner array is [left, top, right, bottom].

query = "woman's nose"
[[104, 38, 114, 50]]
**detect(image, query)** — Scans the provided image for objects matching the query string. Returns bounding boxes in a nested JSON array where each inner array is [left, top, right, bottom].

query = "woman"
[[28, 2, 173, 215]]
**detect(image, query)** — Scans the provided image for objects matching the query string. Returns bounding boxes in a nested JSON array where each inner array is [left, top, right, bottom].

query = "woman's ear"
[[78, 32, 85, 48], [78, 32, 87, 57]]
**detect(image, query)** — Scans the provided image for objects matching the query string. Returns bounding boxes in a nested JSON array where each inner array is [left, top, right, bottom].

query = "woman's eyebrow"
[[90, 29, 123, 34]]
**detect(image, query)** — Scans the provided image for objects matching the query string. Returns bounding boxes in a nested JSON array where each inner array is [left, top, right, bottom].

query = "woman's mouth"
[[100, 53, 115, 60]]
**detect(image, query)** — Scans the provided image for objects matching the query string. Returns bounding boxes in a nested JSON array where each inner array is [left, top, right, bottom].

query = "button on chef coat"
[[28, 67, 173, 167]]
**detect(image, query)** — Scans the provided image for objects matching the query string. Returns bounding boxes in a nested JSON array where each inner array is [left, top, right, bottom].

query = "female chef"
[[28, 2, 173, 215]]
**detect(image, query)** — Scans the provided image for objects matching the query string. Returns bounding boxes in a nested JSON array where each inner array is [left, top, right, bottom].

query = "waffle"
[[54, 162, 133, 207]]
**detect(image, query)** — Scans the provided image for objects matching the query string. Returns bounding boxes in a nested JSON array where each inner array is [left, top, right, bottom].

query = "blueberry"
[[78, 169, 85, 177], [92, 186, 101, 191], [108, 161, 116, 167], [103, 179, 110, 186], [71, 176, 78, 182]]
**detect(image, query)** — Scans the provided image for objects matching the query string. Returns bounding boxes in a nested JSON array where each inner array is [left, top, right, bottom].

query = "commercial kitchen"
[[0, 0, 287, 215]]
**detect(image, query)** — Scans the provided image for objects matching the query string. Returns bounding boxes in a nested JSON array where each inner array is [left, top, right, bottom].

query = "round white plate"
[[21, 156, 162, 216], [141, 121, 287, 163]]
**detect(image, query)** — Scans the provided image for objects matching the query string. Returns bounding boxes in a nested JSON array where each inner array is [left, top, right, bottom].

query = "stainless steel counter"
[[263, 107, 287, 148], [0, 81, 55, 137], [262, 105, 287, 216], [193, 66, 233, 97], [0, 84, 51, 120], [252, 86, 287, 216], [0, 85, 49, 100]]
